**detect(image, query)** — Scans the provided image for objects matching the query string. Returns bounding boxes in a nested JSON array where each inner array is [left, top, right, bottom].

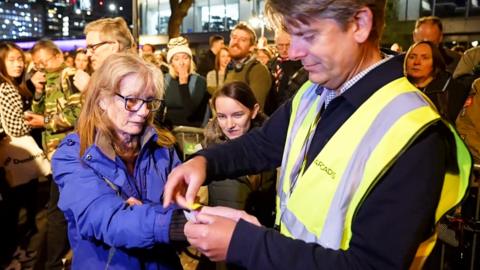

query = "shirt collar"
[[336, 54, 405, 110], [323, 54, 393, 108]]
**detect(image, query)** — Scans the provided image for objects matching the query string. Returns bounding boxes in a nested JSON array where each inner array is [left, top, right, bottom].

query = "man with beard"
[[224, 22, 272, 109]]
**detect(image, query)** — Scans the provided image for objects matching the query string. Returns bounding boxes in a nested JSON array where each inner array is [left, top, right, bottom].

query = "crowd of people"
[[0, 1, 480, 269]]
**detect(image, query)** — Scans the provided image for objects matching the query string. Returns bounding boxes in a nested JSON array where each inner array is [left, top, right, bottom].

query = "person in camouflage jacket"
[[26, 40, 81, 159], [25, 39, 81, 270]]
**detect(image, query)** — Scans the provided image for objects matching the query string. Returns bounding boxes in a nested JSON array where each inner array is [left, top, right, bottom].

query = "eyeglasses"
[[115, 93, 164, 112], [33, 54, 56, 71], [86, 41, 114, 53]]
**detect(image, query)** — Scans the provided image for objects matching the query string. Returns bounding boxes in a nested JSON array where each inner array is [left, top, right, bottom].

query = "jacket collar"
[[83, 126, 157, 187], [93, 126, 157, 162]]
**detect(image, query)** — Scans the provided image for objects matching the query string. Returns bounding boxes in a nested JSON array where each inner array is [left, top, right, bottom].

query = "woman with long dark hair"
[[0, 41, 37, 269], [204, 81, 275, 226], [404, 40, 468, 122], [206, 46, 231, 94]]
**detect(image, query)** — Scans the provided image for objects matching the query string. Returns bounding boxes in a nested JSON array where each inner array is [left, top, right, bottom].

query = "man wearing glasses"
[[72, 17, 136, 93], [224, 22, 272, 109], [24, 39, 82, 270]]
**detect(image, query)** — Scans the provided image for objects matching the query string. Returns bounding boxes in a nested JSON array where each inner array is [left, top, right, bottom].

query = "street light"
[[249, 14, 268, 47]]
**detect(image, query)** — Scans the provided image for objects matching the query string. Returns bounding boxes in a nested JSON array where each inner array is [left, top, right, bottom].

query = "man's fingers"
[[174, 192, 188, 209], [195, 213, 216, 225], [185, 180, 202, 207], [184, 221, 207, 239], [200, 206, 240, 221], [162, 179, 175, 207]]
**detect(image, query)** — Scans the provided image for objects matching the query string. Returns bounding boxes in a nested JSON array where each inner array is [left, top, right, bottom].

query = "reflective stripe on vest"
[[276, 77, 471, 264]]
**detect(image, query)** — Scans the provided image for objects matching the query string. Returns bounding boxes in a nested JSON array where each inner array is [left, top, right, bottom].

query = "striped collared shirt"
[[323, 54, 392, 108]]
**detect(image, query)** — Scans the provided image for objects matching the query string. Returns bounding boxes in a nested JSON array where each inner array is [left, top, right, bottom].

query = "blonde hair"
[[84, 17, 136, 53], [77, 53, 174, 156], [142, 52, 160, 67]]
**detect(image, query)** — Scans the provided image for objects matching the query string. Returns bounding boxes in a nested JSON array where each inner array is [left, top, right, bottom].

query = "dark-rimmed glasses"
[[33, 53, 56, 72], [115, 93, 163, 112], [86, 41, 114, 53]]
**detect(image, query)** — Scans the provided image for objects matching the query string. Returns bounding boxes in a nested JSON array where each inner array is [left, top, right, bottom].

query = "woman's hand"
[[24, 112, 45, 128], [125, 197, 143, 206], [175, 62, 190, 85]]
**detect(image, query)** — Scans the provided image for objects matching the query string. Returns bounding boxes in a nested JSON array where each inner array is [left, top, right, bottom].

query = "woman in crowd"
[[64, 53, 74, 68], [0, 42, 38, 269], [159, 37, 209, 128], [404, 40, 468, 123], [51, 53, 186, 269], [254, 47, 273, 66], [155, 53, 170, 74], [198, 81, 276, 269], [204, 81, 276, 226], [74, 49, 93, 75], [206, 46, 230, 94]]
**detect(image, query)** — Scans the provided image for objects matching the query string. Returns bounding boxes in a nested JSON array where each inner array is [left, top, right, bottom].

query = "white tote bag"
[[0, 135, 51, 187]]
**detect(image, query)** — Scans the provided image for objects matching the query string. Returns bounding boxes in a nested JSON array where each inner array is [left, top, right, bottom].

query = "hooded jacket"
[[52, 127, 182, 270]]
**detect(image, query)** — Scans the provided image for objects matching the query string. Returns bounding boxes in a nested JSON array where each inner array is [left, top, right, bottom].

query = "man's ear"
[[352, 6, 374, 43]]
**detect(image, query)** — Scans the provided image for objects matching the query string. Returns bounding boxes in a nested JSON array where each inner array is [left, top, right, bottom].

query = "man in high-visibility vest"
[[163, 0, 472, 269]]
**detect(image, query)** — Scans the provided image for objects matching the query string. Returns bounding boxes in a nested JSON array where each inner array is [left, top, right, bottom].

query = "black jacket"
[[419, 70, 469, 123], [197, 50, 216, 77]]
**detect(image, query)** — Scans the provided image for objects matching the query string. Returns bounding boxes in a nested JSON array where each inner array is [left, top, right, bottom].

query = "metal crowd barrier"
[[172, 126, 205, 161]]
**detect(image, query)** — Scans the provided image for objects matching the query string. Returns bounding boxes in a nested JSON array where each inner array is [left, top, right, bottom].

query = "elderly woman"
[[51, 53, 186, 269], [404, 41, 468, 122], [160, 36, 209, 128]]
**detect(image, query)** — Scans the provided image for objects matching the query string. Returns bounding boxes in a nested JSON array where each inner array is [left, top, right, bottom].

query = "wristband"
[[44, 115, 51, 124]]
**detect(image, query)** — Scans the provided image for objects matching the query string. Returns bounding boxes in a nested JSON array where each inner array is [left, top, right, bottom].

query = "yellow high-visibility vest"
[[276, 77, 471, 268]]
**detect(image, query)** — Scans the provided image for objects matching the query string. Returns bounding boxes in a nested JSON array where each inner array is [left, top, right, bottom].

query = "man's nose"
[[288, 40, 305, 61]]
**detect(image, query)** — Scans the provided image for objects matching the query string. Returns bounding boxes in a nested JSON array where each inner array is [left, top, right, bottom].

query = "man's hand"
[[73, 70, 90, 93], [184, 213, 237, 261], [200, 206, 261, 226], [24, 112, 45, 128], [30, 71, 46, 93], [163, 156, 207, 208]]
